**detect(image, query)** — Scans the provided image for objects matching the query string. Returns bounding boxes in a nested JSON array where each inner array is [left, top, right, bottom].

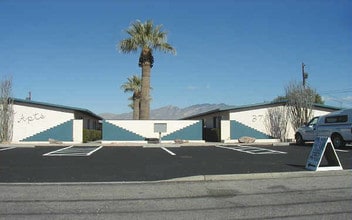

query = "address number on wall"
[[252, 115, 264, 123]]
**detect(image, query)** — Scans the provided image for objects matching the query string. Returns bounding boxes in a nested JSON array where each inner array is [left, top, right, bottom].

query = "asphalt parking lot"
[[0, 144, 351, 183]]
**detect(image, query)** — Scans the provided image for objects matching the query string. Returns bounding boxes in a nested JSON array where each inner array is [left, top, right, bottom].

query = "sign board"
[[305, 136, 343, 171], [154, 123, 167, 133]]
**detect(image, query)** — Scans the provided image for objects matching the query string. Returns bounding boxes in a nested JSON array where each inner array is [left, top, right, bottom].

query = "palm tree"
[[121, 75, 141, 120], [118, 20, 176, 119]]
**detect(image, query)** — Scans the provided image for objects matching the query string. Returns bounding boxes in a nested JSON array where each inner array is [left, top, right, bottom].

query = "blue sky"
[[1, 0, 351, 114]]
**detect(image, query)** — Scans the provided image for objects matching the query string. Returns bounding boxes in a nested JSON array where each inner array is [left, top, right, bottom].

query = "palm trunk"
[[140, 63, 151, 120], [132, 98, 140, 120]]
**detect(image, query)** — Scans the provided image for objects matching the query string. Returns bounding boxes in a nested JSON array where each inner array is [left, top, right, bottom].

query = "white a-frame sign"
[[306, 136, 343, 171]]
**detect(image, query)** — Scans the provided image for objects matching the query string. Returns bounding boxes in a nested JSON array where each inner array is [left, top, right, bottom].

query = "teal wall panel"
[[163, 121, 202, 140], [230, 120, 272, 139], [102, 121, 145, 141], [21, 120, 73, 142]]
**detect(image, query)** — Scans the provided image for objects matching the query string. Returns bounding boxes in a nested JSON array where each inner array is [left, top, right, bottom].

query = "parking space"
[[0, 144, 351, 183], [43, 145, 103, 156], [215, 145, 287, 154]]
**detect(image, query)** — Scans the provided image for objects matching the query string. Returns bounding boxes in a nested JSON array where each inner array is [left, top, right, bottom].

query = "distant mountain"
[[99, 103, 233, 120]]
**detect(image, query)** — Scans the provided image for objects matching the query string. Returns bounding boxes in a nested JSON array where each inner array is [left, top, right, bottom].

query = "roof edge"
[[183, 100, 342, 119], [12, 98, 103, 120]]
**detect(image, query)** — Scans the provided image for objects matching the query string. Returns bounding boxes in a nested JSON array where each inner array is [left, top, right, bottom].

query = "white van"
[[295, 108, 352, 148]]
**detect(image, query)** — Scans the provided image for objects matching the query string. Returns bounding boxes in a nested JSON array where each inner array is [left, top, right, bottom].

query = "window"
[[325, 115, 348, 123], [308, 117, 319, 126]]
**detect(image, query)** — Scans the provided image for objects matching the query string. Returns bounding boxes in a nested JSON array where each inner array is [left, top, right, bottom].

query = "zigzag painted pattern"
[[230, 120, 272, 139], [102, 120, 202, 141], [21, 120, 73, 142], [103, 121, 145, 141], [162, 121, 202, 140]]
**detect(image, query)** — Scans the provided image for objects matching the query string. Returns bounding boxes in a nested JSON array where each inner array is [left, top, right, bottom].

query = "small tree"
[[273, 93, 324, 104], [265, 106, 289, 142], [0, 76, 14, 143], [121, 75, 142, 120], [285, 81, 316, 131]]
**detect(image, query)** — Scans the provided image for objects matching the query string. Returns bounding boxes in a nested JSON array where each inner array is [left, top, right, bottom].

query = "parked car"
[[295, 108, 352, 148]]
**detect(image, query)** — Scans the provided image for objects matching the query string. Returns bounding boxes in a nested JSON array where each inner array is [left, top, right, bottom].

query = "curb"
[[1, 170, 350, 186], [162, 169, 352, 183], [0, 142, 297, 148]]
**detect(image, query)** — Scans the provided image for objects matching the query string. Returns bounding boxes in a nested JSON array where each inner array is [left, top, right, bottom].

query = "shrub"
[[83, 129, 102, 143]]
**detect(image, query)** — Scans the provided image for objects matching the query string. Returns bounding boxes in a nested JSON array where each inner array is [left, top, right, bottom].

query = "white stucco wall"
[[12, 104, 74, 142], [73, 120, 83, 143], [220, 120, 231, 142], [228, 107, 335, 141], [102, 120, 204, 144], [104, 120, 200, 139], [230, 108, 268, 134]]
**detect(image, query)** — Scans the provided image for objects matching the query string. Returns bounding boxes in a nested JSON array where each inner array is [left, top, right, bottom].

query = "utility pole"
[[26, 91, 32, 101], [302, 62, 308, 88], [301, 62, 309, 122]]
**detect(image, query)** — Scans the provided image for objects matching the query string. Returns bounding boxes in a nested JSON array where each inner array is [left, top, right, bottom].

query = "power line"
[[318, 88, 352, 95]]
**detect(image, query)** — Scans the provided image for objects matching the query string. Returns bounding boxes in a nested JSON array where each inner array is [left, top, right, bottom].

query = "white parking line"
[[43, 146, 103, 156], [87, 146, 103, 156], [215, 145, 287, 155], [161, 147, 176, 156], [43, 146, 73, 156], [335, 149, 349, 153], [0, 147, 16, 152], [216, 145, 239, 151]]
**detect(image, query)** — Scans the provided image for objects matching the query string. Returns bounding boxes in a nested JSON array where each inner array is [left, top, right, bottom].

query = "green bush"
[[83, 129, 102, 143]]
